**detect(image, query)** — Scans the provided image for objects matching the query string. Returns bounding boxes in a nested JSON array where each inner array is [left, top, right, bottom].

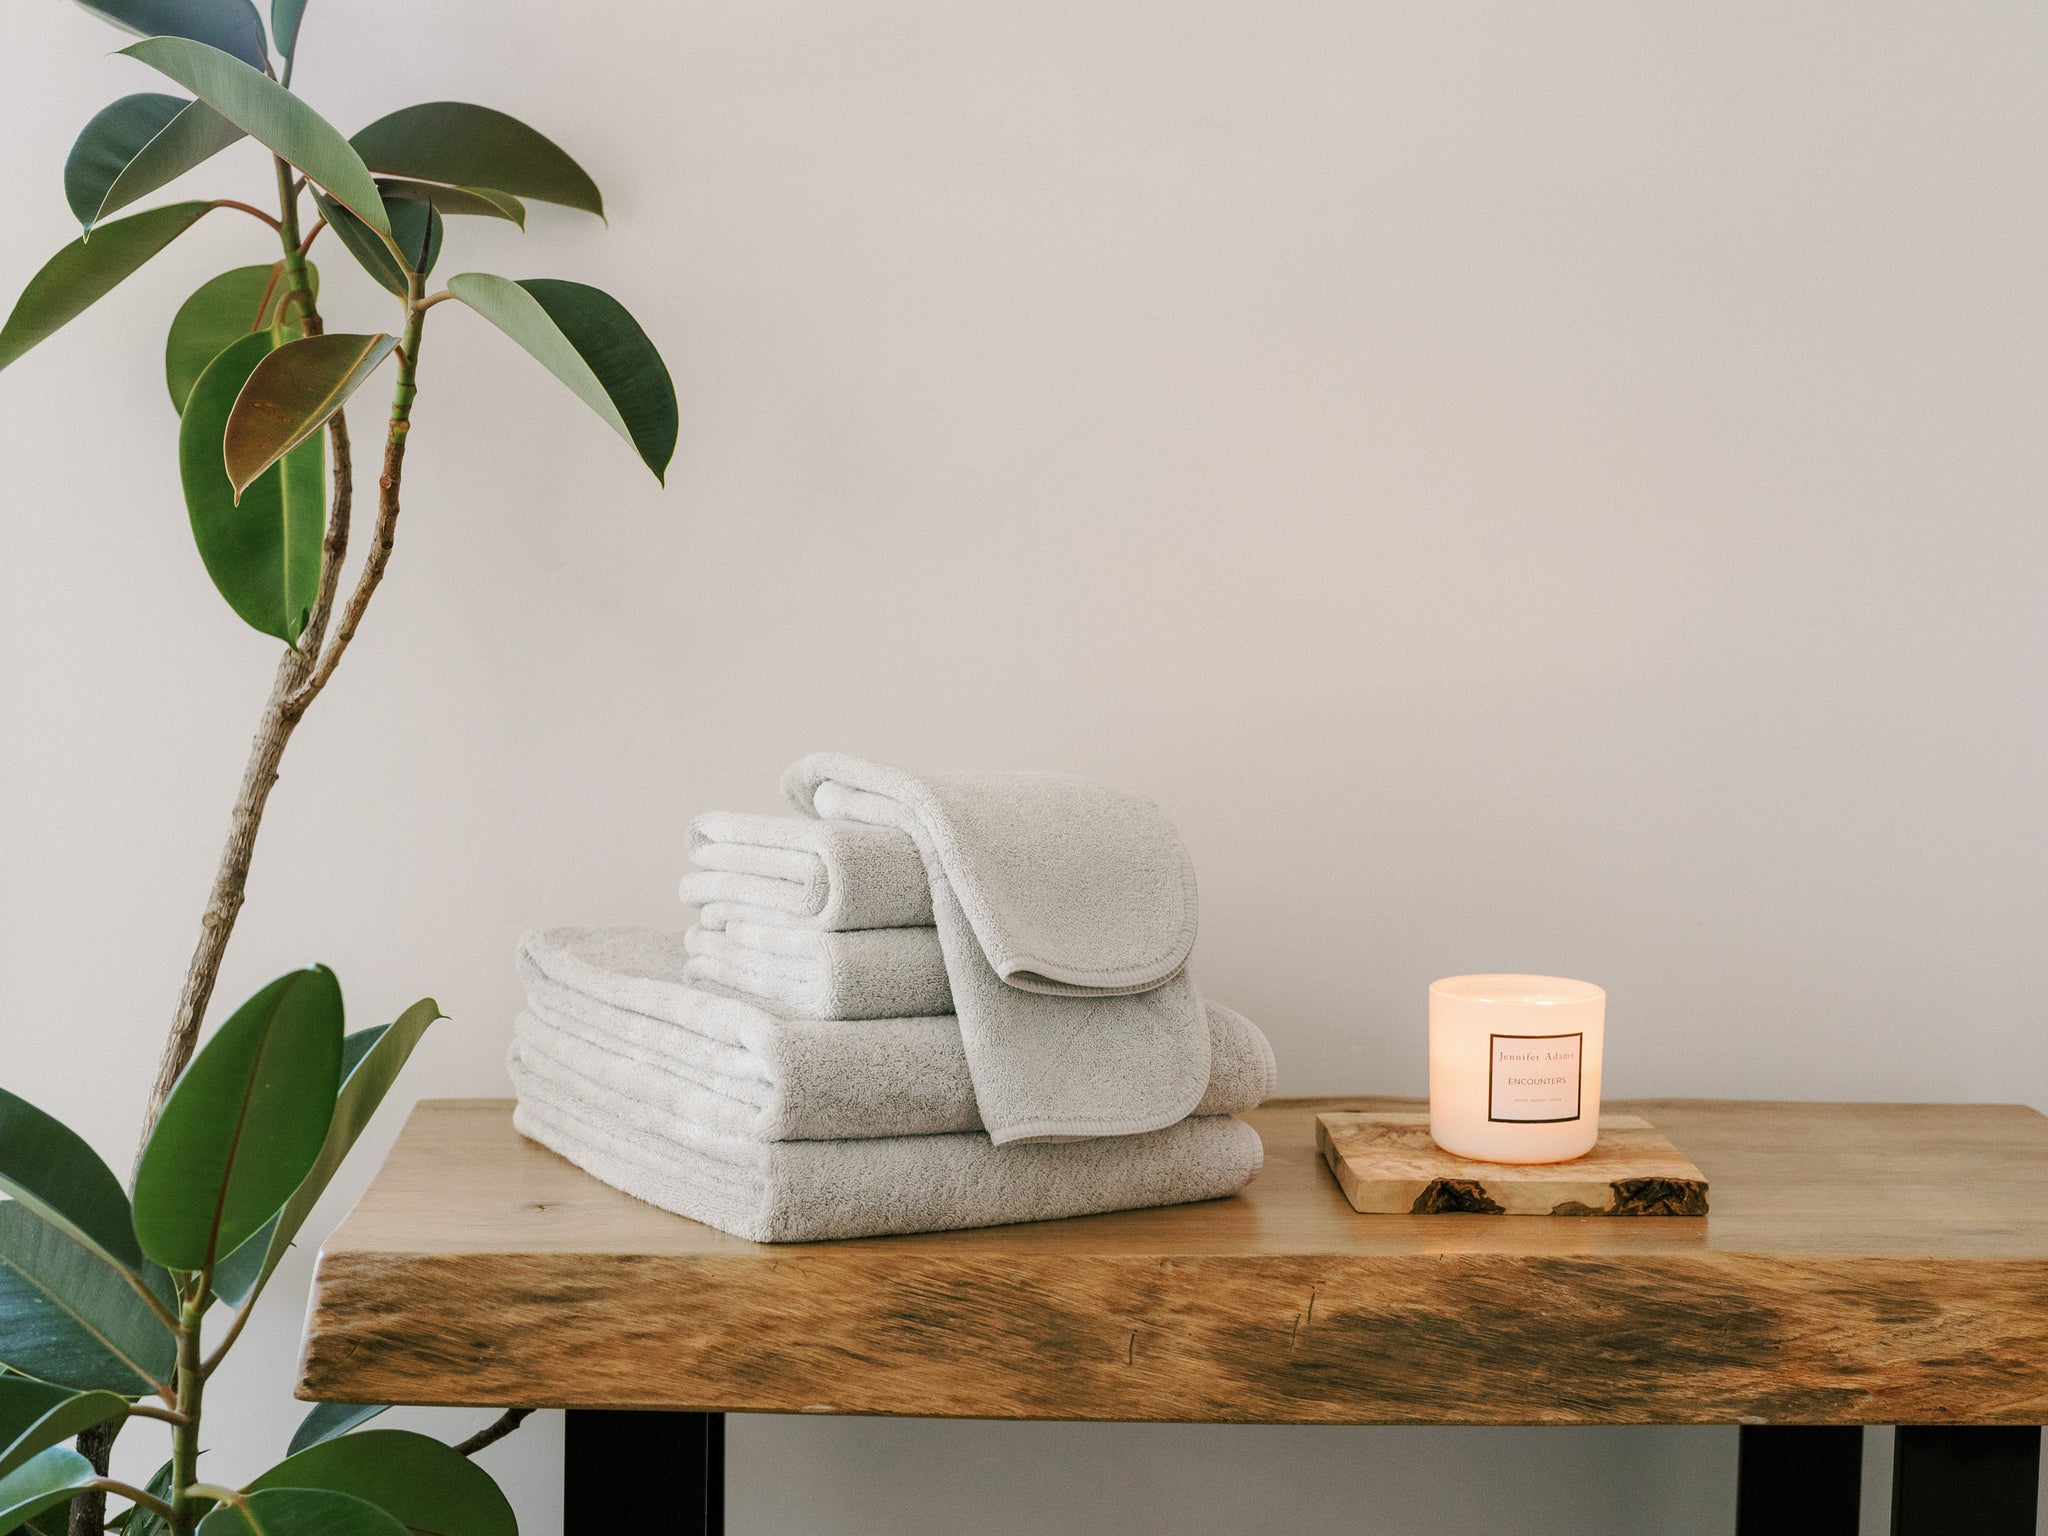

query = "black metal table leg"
[[1891, 1426, 2040, 1536], [565, 1409, 724, 1536], [1735, 1424, 1863, 1536]]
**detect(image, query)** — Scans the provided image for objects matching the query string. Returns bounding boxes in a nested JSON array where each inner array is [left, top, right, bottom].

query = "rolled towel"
[[518, 927, 1276, 1142], [509, 1044, 1265, 1243], [782, 754, 1209, 1146], [678, 812, 932, 931], [682, 921, 952, 1021]]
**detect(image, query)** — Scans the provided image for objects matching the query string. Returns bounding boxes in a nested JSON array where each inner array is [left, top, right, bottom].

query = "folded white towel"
[[781, 755, 1210, 1146], [682, 921, 952, 1020], [518, 927, 1276, 1142], [678, 812, 931, 931], [509, 1044, 1265, 1242]]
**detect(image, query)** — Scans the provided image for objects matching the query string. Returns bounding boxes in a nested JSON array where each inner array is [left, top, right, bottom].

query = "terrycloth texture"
[[509, 1043, 1265, 1242], [677, 813, 931, 931], [519, 927, 970, 1141], [682, 921, 952, 1021], [517, 927, 1276, 1142], [781, 753, 1210, 1145]]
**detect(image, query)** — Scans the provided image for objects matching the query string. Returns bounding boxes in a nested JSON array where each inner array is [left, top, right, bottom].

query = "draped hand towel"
[[682, 921, 952, 1021], [781, 754, 1210, 1145], [678, 812, 932, 931], [509, 1044, 1264, 1243], [518, 927, 1275, 1142]]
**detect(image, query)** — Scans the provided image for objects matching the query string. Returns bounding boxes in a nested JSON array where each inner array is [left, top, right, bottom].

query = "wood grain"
[[298, 1097, 2048, 1426], [1317, 1113, 1709, 1216]]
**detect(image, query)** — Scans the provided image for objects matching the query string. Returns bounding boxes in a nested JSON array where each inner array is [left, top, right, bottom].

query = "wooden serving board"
[[1317, 1112, 1709, 1216]]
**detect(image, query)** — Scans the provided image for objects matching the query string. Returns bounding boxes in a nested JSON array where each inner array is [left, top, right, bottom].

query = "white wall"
[[4, 2, 2045, 1531]]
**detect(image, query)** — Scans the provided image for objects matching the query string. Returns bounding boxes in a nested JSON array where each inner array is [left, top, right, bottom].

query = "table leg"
[[1734, 1424, 1862, 1536], [1890, 1426, 2040, 1536], [565, 1409, 725, 1536]]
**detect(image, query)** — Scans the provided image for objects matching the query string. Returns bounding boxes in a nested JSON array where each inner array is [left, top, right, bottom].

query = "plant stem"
[[136, 163, 357, 1148], [66, 1424, 113, 1536], [453, 1409, 532, 1457], [84, 1483, 174, 1523], [168, 1300, 204, 1536], [212, 199, 283, 232], [286, 294, 427, 713]]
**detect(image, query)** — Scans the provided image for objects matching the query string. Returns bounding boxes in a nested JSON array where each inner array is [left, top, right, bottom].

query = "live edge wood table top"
[[297, 1097, 2048, 1428]]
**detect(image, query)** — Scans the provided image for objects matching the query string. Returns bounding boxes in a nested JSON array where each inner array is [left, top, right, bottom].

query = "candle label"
[[1488, 1032, 1583, 1123]]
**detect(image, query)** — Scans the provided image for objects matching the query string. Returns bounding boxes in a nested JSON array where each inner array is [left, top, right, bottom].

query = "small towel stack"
[[510, 753, 1275, 1243]]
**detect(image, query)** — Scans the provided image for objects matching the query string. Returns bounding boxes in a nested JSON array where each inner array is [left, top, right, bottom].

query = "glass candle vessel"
[[1428, 974, 1605, 1164]]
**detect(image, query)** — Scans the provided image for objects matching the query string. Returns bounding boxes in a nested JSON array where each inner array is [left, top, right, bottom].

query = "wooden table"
[[299, 1097, 2048, 1536]]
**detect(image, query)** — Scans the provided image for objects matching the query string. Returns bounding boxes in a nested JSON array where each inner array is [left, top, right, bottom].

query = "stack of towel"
[[510, 753, 1275, 1242]]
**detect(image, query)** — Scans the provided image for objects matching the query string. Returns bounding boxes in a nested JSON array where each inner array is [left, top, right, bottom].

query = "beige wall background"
[[4, 2, 2044, 1531]]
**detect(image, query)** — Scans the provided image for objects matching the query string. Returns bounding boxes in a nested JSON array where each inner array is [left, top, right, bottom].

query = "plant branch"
[[298, 219, 326, 257], [453, 1409, 532, 1458], [413, 290, 455, 312], [134, 160, 356, 1148], [297, 412, 353, 657], [285, 297, 427, 715]]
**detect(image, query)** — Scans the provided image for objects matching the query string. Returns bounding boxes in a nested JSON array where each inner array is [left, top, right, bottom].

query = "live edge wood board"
[[299, 1097, 2048, 1428], [1316, 1113, 1710, 1216]]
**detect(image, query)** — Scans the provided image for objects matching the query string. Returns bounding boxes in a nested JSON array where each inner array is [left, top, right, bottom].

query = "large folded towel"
[[678, 812, 932, 931], [518, 927, 1276, 1142], [509, 1044, 1265, 1242], [781, 755, 1210, 1145], [682, 920, 952, 1021]]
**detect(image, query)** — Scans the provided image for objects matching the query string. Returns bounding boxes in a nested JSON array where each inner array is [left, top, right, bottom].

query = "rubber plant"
[[0, 4, 676, 1534]]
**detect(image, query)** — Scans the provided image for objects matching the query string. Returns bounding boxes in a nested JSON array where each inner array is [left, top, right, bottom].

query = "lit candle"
[[1428, 974, 1605, 1164]]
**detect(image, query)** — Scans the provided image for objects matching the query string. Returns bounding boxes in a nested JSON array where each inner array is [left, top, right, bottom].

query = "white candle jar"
[[1428, 974, 1605, 1164]]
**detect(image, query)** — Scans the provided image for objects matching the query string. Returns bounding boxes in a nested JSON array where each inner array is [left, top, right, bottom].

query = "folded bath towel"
[[518, 927, 1276, 1141], [781, 754, 1210, 1145], [678, 812, 932, 931], [509, 1043, 1265, 1242], [682, 921, 952, 1020]]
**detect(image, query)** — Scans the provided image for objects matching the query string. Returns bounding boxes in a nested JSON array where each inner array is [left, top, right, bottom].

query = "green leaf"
[[66, 95, 245, 234], [351, 103, 602, 218], [0, 1204, 172, 1396], [64, 94, 181, 225], [0, 1447, 99, 1536], [285, 1403, 386, 1457], [225, 333, 396, 499], [71, 0, 268, 71], [0, 202, 213, 374], [309, 192, 439, 300], [372, 179, 523, 228], [199, 1488, 409, 1536], [165, 263, 320, 414], [0, 1384, 81, 1536], [118, 1462, 183, 1536], [250, 1431, 515, 1536], [178, 330, 327, 642], [449, 274, 676, 483], [132, 968, 344, 1273], [0, 1391, 126, 1484], [213, 1004, 438, 1308], [118, 39, 388, 238], [272, 0, 309, 62], [0, 1089, 143, 1277], [0, 1381, 72, 1458]]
